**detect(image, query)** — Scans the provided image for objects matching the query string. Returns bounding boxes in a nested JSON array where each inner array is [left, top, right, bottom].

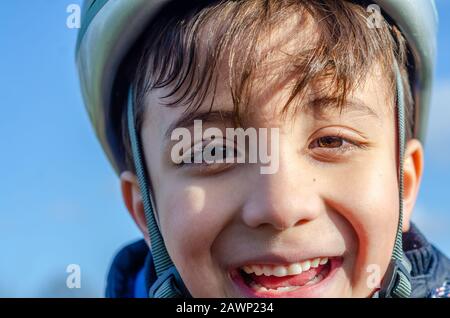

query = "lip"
[[230, 257, 343, 298]]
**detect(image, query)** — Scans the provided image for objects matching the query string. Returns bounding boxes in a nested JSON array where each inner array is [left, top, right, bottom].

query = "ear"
[[120, 171, 150, 244], [402, 139, 424, 232]]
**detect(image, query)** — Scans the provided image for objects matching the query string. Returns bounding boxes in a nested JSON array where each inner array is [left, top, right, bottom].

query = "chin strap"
[[377, 60, 412, 298], [127, 87, 190, 298]]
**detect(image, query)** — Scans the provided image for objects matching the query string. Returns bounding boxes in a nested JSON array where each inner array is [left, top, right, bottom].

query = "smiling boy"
[[76, 0, 450, 298]]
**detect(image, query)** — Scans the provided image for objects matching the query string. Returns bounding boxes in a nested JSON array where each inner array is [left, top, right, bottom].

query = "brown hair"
[[121, 0, 414, 173]]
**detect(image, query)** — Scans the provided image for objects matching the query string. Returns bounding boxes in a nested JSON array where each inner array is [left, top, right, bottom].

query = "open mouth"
[[231, 257, 342, 297]]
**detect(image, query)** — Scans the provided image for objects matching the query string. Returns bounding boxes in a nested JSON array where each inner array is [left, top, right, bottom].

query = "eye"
[[316, 136, 344, 148], [310, 135, 351, 151], [308, 132, 365, 162], [179, 138, 243, 168]]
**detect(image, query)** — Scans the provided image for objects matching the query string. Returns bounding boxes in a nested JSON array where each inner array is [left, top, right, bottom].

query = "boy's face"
[[121, 18, 422, 298]]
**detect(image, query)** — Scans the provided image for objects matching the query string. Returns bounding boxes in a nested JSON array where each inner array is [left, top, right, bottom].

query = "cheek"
[[159, 185, 209, 260], [323, 154, 399, 295], [155, 182, 238, 288], [341, 161, 399, 239]]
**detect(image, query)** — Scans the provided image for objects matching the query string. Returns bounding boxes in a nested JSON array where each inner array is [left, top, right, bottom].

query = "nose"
[[240, 143, 322, 231]]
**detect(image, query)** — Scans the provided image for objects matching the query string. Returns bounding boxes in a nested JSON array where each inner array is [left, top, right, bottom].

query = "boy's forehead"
[[143, 63, 391, 139], [141, 6, 394, 138]]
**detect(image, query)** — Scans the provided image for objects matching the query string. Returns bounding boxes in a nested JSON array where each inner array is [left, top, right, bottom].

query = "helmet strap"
[[127, 87, 190, 298], [377, 59, 412, 298]]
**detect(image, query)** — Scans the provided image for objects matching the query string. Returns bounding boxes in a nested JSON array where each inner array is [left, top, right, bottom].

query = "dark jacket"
[[105, 223, 450, 298]]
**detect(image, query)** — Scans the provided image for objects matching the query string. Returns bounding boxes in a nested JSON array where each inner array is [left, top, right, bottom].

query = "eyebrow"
[[306, 96, 381, 121], [164, 97, 380, 139], [164, 110, 237, 139]]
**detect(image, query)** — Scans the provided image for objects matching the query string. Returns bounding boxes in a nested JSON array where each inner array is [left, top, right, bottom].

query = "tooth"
[[305, 277, 318, 286], [306, 273, 322, 286], [311, 258, 320, 268], [244, 258, 329, 279], [259, 286, 269, 292], [253, 265, 264, 276], [276, 286, 297, 292], [301, 260, 311, 271], [273, 265, 287, 277], [287, 263, 303, 275], [262, 265, 272, 276], [243, 266, 253, 274]]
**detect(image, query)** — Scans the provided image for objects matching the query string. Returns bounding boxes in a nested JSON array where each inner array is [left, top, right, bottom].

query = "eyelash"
[[175, 139, 241, 172], [310, 135, 354, 151], [308, 132, 367, 160]]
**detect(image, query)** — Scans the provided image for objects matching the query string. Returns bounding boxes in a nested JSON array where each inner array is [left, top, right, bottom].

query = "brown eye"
[[317, 136, 343, 148]]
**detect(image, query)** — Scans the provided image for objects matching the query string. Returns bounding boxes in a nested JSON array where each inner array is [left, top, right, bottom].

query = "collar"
[[403, 223, 450, 297], [105, 239, 150, 298]]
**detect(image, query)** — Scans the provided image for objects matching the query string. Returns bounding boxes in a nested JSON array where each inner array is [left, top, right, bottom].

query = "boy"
[[76, 0, 450, 297]]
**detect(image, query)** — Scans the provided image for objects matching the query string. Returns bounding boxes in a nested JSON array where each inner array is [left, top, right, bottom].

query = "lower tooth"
[[276, 286, 298, 292], [305, 273, 324, 286], [251, 283, 298, 293]]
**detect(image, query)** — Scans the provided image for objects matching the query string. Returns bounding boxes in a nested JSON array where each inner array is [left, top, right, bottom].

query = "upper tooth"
[[262, 265, 272, 276], [273, 266, 287, 277], [301, 260, 311, 271], [311, 258, 320, 268], [243, 266, 253, 274], [287, 263, 302, 275], [254, 266, 263, 276], [242, 257, 330, 277]]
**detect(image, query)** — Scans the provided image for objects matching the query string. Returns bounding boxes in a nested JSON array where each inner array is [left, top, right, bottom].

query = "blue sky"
[[0, 1, 449, 297]]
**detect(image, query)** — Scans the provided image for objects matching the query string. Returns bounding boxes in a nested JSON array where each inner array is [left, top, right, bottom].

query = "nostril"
[[242, 211, 312, 231], [294, 219, 309, 227]]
